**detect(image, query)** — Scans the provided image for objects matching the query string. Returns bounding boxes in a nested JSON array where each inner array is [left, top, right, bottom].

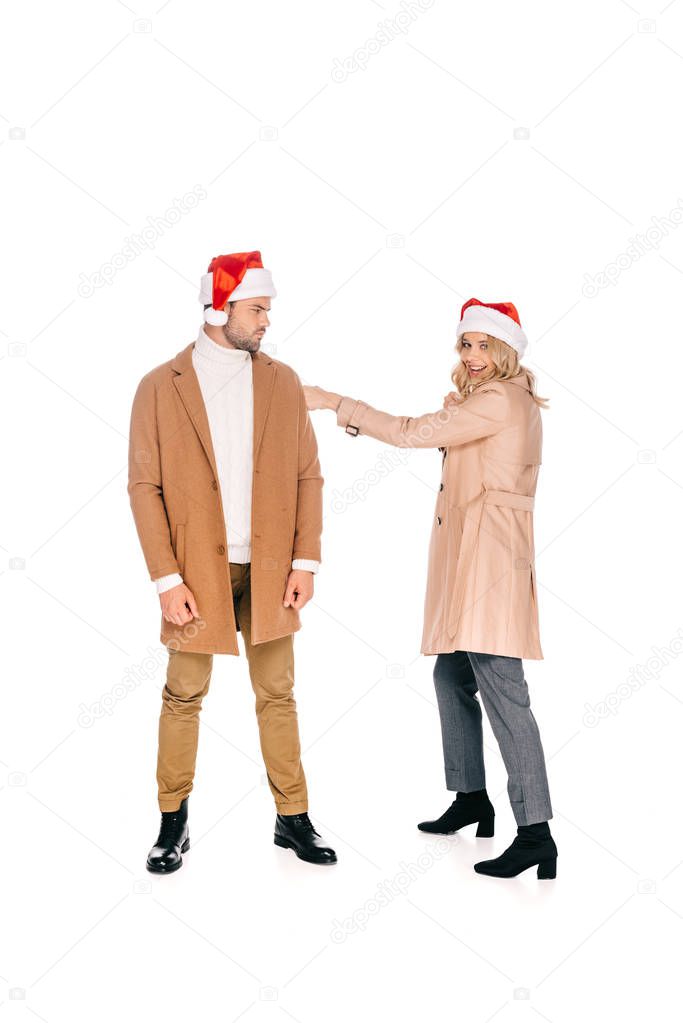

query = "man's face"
[[223, 297, 271, 353]]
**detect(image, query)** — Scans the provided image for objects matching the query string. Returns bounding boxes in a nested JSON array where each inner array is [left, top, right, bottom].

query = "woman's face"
[[460, 332, 494, 380]]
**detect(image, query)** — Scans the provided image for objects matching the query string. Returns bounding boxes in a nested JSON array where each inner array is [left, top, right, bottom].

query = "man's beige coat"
[[127, 340, 323, 654], [336, 370, 543, 660]]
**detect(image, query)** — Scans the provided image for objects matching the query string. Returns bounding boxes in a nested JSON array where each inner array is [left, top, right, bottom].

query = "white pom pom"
[[204, 306, 228, 326]]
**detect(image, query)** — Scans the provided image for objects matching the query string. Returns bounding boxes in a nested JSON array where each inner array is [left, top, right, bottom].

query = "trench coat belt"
[[446, 484, 535, 636]]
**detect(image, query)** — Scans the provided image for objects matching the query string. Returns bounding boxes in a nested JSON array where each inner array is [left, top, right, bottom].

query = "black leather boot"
[[146, 796, 190, 874], [474, 821, 557, 878], [417, 789, 495, 837], [274, 812, 337, 864]]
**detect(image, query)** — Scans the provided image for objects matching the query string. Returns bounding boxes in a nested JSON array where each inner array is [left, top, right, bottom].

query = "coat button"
[[437, 516, 442, 525], [217, 544, 225, 555], [439, 483, 444, 491], [211, 480, 218, 490]]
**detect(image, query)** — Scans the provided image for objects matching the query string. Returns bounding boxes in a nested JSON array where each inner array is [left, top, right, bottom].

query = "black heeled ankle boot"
[[417, 789, 495, 837], [146, 796, 190, 874], [274, 812, 337, 864], [474, 820, 557, 879]]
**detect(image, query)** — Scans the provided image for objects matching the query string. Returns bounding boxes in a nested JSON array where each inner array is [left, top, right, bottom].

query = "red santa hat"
[[456, 298, 528, 358], [198, 250, 277, 326]]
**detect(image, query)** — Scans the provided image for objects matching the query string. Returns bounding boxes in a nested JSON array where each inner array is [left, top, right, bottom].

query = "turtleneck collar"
[[194, 325, 252, 364]]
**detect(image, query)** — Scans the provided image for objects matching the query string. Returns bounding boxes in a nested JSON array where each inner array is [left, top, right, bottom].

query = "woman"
[[304, 297, 557, 880]]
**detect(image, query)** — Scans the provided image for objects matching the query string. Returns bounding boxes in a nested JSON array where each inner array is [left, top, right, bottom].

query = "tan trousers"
[[156, 562, 308, 814]]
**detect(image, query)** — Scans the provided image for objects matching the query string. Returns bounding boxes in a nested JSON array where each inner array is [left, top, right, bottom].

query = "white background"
[[2, 0, 682, 1019]]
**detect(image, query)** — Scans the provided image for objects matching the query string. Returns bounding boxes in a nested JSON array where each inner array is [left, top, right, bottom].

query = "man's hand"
[[160, 583, 201, 626], [283, 569, 314, 610]]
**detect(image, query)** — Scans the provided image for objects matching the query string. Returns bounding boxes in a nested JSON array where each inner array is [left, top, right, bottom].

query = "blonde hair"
[[451, 334, 549, 409]]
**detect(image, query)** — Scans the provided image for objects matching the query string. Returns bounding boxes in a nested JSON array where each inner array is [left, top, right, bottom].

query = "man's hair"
[[203, 302, 233, 311]]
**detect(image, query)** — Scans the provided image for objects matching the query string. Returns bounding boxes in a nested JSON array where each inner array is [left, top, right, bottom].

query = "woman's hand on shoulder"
[[303, 385, 341, 412]]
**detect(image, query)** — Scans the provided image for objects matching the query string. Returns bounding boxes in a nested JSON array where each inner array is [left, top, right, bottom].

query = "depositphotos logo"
[[77, 185, 207, 297], [331, 0, 436, 81], [582, 628, 683, 727]]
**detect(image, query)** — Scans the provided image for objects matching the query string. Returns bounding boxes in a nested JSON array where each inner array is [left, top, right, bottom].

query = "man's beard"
[[222, 320, 261, 354]]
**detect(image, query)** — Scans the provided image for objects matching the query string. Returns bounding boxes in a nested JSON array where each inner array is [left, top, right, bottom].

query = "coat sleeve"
[[336, 384, 510, 449], [293, 376, 324, 563], [127, 373, 181, 581]]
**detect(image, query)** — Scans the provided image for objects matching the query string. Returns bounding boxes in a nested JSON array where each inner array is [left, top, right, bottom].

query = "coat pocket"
[[175, 523, 186, 575]]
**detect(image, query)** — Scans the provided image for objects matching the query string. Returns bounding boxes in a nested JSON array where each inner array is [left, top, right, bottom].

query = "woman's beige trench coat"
[[127, 341, 323, 655], [336, 370, 543, 660]]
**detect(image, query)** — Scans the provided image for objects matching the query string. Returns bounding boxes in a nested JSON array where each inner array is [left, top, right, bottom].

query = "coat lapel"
[[171, 340, 277, 475], [252, 350, 277, 463], [171, 342, 219, 482]]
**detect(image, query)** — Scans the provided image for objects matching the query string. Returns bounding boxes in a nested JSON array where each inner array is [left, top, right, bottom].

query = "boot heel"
[[537, 857, 556, 879], [476, 814, 495, 838], [274, 834, 290, 849], [181, 836, 190, 853]]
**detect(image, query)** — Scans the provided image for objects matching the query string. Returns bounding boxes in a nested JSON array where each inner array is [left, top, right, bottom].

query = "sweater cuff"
[[155, 572, 183, 595], [337, 396, 368, 436], [292, 558, 319, 574]]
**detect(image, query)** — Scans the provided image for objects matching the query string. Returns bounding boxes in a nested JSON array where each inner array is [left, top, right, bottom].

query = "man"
[[127, 250, 336, 871]]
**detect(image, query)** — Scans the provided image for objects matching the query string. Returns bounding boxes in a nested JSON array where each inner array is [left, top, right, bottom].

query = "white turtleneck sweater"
[[155, 326, 319, 594]]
